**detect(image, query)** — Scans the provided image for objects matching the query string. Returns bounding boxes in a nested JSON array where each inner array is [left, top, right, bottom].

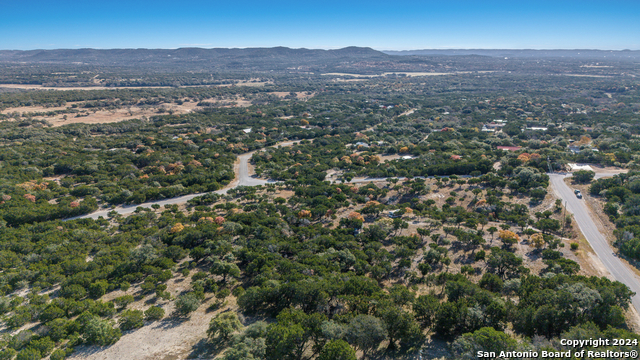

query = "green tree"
[[573, 170, 595, 184], [451, 327, 518, 359], [265, 323, 306, 360], [144, 306, 165, 321], [119, 310, 144, 331], [174, 293, 200, 316], [16, 348, 41, 360], [413, 294, 440, 329], [208, 312, 244, 340], [317, 340, 356, 360], [345, 315, 387, 356], [83, 316, 121, 346], [486, 247, 523, 279]]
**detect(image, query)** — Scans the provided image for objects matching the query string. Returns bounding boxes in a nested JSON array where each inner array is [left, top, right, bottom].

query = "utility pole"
[[562, 200, 567, 236]]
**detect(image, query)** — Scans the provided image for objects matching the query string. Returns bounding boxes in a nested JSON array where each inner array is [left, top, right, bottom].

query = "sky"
[[2, 0, 639, 50]]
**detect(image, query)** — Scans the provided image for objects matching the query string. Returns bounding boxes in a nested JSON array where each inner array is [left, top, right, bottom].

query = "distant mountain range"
[[383, 49, 640, 60], [0, 47, 388, 70], [0, 47, 637, 78]]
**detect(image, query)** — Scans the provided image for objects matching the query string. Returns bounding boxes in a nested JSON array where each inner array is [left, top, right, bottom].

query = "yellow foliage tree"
[[170, 223, 185, 234], [531, 233, 545, 249], [517, 153, 531, 162], [347, 212, 364, 222], [498, 230, 520, 244], [399, 146, 409, 153]]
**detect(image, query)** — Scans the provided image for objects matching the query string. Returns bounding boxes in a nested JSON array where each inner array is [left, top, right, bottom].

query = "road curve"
[[549, 172, 640, 312], [69, 141, 299, 220]]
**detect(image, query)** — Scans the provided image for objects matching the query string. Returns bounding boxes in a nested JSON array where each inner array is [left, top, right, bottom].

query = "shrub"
[[570, 242, 579, 250], [84, 316, 121, 346], [113, 295, 134, 309], [175, 293, 200, 316], [16, 348, 40, 360], [207, 312, 243, 340], [144, 306, 165, 321], [119, 309, 144, 331], [50, 349, 67, 360]]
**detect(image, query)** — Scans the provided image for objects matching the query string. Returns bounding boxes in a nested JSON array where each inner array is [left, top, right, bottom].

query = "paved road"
[[549, 172, 640, 312]]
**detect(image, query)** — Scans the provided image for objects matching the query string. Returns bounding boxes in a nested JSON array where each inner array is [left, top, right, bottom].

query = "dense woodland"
[[0, 58, 638, 359]]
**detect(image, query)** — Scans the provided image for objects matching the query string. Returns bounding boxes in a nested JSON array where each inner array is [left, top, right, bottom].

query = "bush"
[[573, 170, 595, 184], [89, 281, 109, 299], [119, 310, 144, 331], [50, 349, 67, 360], [175, 293, 200, 316], [0, 349, 17, 360], [26, 337, 54, 356], [318, 339, 356, 360], [144, 306, 165, 321], [570, 242, 579, 250], [207, 312, 243, 340], [113, 295, 134, 309], [16, 348, 41, 360], [84, 316, 121, 346]]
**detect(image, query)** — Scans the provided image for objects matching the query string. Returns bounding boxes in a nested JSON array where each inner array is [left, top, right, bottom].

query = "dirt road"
[[71, 141, 298, 220]]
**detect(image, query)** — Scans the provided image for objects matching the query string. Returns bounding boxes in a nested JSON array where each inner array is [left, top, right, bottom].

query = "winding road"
[[70, 142, 297, 220], [549, 172, 640, 313], [72, 148, 640, 313]]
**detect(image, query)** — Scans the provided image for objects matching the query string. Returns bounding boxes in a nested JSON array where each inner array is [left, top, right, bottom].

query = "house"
[[242, 128, 252, 134], [568, 145, 581, 154], [355, 142, 370, 148], [497, 146, 522, 151], [450, 155, 462, 160], [525, 127, 548, 131]]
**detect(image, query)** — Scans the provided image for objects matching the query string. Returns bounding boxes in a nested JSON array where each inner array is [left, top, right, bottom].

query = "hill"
[[0, 46, 389, 71], [383, 49, 640, 60]]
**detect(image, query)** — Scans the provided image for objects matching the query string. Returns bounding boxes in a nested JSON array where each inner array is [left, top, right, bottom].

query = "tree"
[[223, 338, 266, 360], [345, 315, 387, 355], [413, 294, 439, 329], [84, 316, 121, 346], [317, 340, 356, 360], [119, 309, 144, 331], [208, 312, 244, 340], [451, 327, 518, 359], [265, 323, 307, 360], [113, 295, 134, 309], [376, 303, 422, 349], [487, 227, 497, 243], [144, 306, 165, 321], [498, 230, 519, 248], [536, 218, 561, 234], [486, 247, 523, 279], [211, 261, 241, 283], [531, 233, 545, 249], [89, 280, 109, 299], [573, 170, 595, 184], [479, 273, 503, 293], [16, 348, 41, 360], [175, 293, 200, 316]]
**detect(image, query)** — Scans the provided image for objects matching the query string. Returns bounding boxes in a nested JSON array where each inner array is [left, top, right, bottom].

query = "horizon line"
[[1, 46, 639, 52]]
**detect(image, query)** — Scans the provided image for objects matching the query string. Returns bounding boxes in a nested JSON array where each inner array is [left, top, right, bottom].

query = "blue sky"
[[2, 0, 639, 50]]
